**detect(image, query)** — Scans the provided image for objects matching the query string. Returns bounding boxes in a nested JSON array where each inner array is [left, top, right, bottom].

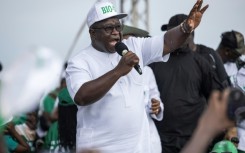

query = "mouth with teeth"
[[109, 38, 120, 51]]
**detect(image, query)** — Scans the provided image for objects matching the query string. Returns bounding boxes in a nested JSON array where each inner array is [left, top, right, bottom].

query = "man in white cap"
[[66, 0, 208, 152]]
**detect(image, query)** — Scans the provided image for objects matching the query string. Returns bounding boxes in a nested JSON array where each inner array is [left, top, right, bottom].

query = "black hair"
[[0, 62, 2, 72], [58, 103, 78, 151]]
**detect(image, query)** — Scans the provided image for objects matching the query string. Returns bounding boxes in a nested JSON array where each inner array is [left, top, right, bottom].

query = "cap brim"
[[236, 46, 245, 55], [116, 13, 127, 19], [99, 13, 127, 23], [161, 24, 168, 31]]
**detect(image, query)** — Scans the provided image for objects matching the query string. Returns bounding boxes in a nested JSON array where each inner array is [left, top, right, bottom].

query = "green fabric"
[[21, 136, 35, 153], [12, 115, 27, 125], [43, 95, 56, 113], [0, 116, 4, 132], [6, 131, 36, 153], [43, 121, 60, 151], [4, 135, 18, 152], [58, 88, 74, 106], [211, 140, 238, 153], [122, 25, 149, 38]]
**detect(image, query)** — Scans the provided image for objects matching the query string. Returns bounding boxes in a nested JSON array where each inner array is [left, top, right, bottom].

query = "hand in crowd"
[[199, 89, 235, 134], [181, 89, 236, 153], [5, 122, 15, 134], [150, 98, 161, 115]]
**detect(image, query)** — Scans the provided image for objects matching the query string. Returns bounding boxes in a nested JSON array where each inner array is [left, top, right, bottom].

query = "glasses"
[[91, 24, 123, 34]]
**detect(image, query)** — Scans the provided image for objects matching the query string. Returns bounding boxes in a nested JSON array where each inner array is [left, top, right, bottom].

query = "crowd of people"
[[0, 0, 245, 153]]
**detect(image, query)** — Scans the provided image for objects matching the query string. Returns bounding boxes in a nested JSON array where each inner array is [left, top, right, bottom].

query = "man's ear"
[[89, 29, 96, 40], [224, 47, 231, 56]]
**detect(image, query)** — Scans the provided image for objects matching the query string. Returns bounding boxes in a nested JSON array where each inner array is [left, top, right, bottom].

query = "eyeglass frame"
[[90, 24, 124, 34]]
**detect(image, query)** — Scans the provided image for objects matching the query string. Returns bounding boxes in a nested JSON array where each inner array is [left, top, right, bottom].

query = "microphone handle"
[[121, 49, 142, 75], [134, 65, 142, 75]]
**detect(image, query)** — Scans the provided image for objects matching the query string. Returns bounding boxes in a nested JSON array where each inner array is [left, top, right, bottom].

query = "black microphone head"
[[115, 42, 128, 56]]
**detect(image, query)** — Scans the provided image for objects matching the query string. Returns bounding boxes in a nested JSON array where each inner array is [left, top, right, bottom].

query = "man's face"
[[90, 17, 122, 53], [225, 48, 240, 62]]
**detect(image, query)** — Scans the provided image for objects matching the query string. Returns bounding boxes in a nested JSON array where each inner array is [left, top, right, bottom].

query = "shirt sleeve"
[[123, 36, 169, 66], [141, 36, 169, 66], [4, 135, 19, 151], [65, 54, 92, 101], [144, 66, 164, 121]]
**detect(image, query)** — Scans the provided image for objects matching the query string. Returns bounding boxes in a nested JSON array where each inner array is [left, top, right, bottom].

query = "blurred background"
[[0, 0, 245, 68]]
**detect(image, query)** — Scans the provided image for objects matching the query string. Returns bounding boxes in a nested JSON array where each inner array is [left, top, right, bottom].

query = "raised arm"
[[163, 0, 209, 55]]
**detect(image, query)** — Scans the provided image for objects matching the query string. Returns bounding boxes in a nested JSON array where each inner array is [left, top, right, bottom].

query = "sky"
[[0, 0, 245, 69]]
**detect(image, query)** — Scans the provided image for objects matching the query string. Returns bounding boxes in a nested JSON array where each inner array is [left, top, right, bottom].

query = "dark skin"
[[74, 0, 208, 106], [4, 122, 30, 153], [217, 45, 240, 63]]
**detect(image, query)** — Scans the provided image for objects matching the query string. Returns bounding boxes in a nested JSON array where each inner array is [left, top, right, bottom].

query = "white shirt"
[[224, 62, 238, 77], [227, 55, 245, 151], [143, 66, 163, 153], [66, 36, 169, 153], [238, 120, 245, 151], [235, 55, 245, 151]]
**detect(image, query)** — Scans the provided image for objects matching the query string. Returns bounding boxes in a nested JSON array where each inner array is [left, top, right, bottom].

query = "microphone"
[[115, 42, 142, 75]]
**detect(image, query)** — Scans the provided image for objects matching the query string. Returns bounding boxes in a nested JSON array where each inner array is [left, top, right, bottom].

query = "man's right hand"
[[115, 51, 140, 76]]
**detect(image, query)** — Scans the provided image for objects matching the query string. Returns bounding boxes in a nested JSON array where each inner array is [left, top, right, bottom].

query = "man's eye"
[[105, 26, 113, 30]]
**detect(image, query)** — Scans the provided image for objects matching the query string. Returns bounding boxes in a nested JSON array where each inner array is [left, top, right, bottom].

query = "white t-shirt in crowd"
[[143, 66, 163, 153], [66, 36, 169, 153], [227, 55, 245, 152]]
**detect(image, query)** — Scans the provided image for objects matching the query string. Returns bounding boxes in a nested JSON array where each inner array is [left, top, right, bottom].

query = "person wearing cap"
[[149, 14, 224, 153], [217, 30, 245, 76], [122, 25, 164, 153], [162, 14, 229, 87], [65, 0, 208, 152], [217, 31, 245, 153], [217, 30, 245, 63]]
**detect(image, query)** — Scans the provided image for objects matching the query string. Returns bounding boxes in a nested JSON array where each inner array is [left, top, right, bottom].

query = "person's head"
[[87, 1, 127, 53], [211, 140, 238, 153], [122, 25, 149, 39], [161, 14, 195, 47], [217, 30, 245, 63], [26, 111, 38, 130], [224, 127, 239, 147]]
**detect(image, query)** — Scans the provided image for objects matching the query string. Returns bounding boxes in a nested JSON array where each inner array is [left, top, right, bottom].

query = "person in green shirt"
[[43, 87, 77, 153]]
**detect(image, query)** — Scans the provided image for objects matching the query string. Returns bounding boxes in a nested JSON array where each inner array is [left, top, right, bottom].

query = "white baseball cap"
[[87, 1, 127, 28]]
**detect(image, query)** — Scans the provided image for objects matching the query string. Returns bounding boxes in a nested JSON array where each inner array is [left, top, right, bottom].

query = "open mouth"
[[110, 38, 120, 47]]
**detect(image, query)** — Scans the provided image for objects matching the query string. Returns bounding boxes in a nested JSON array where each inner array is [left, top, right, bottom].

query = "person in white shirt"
[[123, 25, 164, 153], [217, 30, 245, 153], [65, 0, 208, 152], [143, 66, 163, 153]]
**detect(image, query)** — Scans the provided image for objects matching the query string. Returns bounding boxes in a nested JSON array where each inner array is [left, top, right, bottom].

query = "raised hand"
[[185, 0, 209, 33]]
